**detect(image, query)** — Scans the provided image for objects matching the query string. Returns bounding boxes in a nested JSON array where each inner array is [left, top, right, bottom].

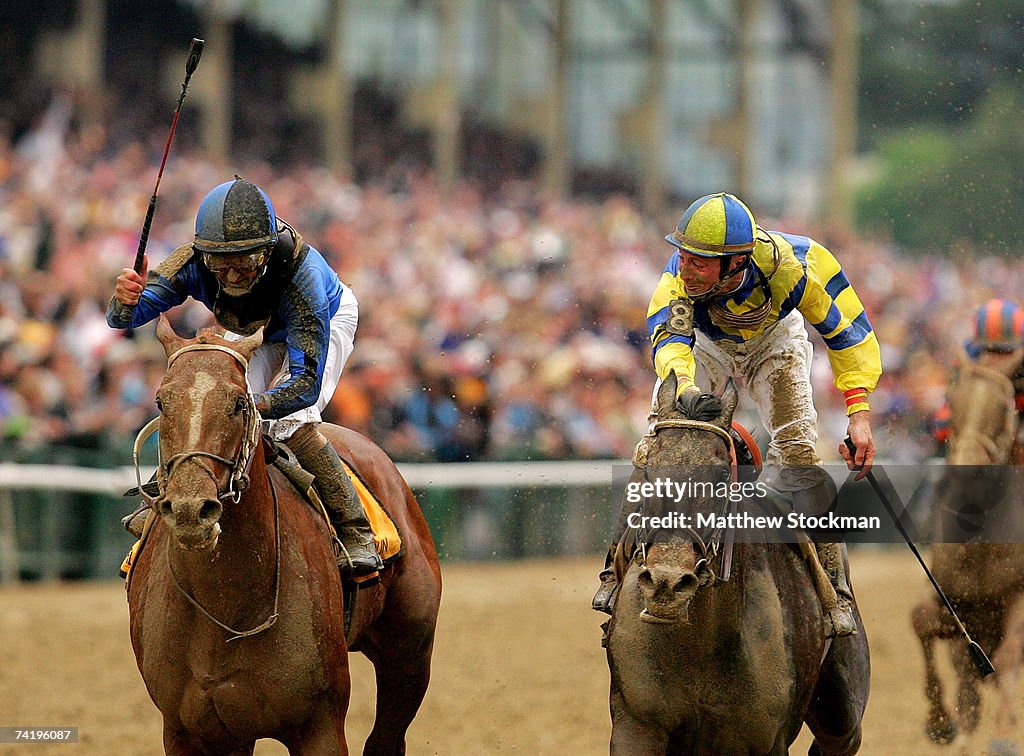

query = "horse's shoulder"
[[747, 543, 818, 593]]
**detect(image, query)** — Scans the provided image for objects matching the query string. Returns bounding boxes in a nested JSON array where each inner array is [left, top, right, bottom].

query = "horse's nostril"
[[199, 499, 222, 523], [675, 573, 698, 593]]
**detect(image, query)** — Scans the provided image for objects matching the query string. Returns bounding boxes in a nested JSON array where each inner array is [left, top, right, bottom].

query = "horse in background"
[[604, 376, 869, 755], [913, 358, 1024, 753], [127, 315, 441, 755]]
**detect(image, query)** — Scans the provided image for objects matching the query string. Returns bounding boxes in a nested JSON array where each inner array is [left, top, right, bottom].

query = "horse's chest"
[[142, 614, 332, 729], [609, 570, 798, 741]]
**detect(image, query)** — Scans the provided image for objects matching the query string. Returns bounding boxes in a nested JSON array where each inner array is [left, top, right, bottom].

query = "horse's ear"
[[234, 327, 264, 361], [656, 373, 678, 415], [156, 314, 186, 358], [716, 379, 739, 428]]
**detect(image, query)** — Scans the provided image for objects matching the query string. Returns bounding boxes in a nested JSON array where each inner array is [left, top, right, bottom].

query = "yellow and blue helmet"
[[665, 192, 758, 258]]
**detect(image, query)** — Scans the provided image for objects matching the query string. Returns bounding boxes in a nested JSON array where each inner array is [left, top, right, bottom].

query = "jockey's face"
[[202, 248, 268, 295], [678, 251, 747, 298]]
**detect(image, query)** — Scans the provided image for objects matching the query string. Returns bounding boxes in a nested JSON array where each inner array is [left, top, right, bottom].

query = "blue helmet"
[[193, 178, 279, 254]]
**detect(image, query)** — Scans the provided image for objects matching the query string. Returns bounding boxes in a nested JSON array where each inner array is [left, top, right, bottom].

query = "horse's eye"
[[232, 396, 247, 416], [155, 396, 164, 413]]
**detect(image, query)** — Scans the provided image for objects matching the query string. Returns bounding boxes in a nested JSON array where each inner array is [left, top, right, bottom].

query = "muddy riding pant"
[[234, 286, 359, 441], [647, 310, 833, 508]]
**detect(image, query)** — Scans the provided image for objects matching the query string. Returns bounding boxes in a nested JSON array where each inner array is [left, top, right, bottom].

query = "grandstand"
[[0, 1, 1019, 578]]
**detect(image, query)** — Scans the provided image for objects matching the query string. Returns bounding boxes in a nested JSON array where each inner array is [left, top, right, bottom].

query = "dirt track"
[[0, 549, 1018, 755]]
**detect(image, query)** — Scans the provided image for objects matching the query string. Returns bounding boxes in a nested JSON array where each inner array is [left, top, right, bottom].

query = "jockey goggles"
[[202, 248, 268, 276]]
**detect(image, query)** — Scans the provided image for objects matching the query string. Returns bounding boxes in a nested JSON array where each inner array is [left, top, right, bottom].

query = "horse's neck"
[[950, 367, 1017, 464]]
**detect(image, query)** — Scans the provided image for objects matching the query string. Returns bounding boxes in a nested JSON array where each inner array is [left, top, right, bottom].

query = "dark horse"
[[127, 315, 441, 755], [912, 359, 1024, 753], [605, 376, 870, 755]]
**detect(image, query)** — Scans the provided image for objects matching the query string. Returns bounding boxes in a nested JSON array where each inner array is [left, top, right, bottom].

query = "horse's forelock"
[[196, 327, 230, 345], [677, 392, 723, 422]]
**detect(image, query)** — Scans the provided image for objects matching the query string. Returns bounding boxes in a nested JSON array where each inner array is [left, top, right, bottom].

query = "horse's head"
[[150, 315, 264, 551], [947, 361, 1018, 466], [629, 375, 739, 624], [937, 359, 1020, 541]]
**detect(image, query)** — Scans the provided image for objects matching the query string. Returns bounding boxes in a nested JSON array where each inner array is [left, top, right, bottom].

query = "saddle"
[[264, 437, 403, 565], [119, 435, 403, 586]]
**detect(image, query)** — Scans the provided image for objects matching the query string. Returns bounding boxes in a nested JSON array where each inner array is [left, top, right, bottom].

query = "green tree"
[[859, 0, 1024, 143], [857, 83, 1024, 252]]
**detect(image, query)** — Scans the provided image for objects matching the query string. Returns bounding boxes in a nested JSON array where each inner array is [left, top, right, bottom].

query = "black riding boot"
[[121, 504, 150, 538], [293, 431, 383, 577], [592, 545, 619, 615]]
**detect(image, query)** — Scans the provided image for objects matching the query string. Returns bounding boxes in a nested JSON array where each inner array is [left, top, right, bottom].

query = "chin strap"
[[705, 232, 781, 331]]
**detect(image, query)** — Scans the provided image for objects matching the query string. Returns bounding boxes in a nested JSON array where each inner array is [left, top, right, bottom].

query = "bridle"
[[132, 341, 280, 642], [632, 417, 736, 580], [133, 343, 262, 508]]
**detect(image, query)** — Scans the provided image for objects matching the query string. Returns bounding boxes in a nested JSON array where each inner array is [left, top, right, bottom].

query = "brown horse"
[[605, 377, 869, 755], [912, 359, 1024, 753], [127, 315, 441, 755]]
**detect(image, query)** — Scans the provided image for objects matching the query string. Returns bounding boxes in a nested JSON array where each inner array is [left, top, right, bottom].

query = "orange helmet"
[[968, 298, 1024, 354]]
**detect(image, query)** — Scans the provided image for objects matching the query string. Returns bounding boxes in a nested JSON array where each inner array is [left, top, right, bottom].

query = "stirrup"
[[824, 595, 858, 638], [592, 572, 618, 615]]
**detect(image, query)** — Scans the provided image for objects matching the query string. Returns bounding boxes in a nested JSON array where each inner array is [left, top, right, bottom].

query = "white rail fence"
[[0, 460, 627, 583], [0, 459, 942, 583]]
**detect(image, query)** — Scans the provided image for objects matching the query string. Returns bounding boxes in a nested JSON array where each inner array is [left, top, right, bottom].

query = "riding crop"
[[844, 437, 995, 677], [133, 37, 205, 274]]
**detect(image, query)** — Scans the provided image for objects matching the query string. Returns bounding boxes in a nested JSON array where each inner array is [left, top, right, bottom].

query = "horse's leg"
[[162, 722, 217, 756], [912, 599, 957, 744], [951, 641, 982, 732], [359, 630, 434, 756], [610, 689, 669, 755], [991, 594, 1024, 750], [282, 697, 348, 756], [606, 688, 671, 753], [804, 627, 869, 756]]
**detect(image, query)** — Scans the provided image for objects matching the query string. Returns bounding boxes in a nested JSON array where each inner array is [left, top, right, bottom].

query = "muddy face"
[[636, 543, 711, 624]]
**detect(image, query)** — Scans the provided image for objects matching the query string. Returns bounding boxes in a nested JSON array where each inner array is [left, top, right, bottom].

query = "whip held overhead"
[[133, 37, 205, 274]]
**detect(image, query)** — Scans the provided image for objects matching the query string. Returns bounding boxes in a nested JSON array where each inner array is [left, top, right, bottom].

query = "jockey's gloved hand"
[[675, 383, 722, 417], [675, 379, 703, 403]]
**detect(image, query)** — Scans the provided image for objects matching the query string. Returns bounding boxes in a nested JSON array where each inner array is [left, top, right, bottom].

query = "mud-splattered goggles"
[[202, 248, 268, 276]]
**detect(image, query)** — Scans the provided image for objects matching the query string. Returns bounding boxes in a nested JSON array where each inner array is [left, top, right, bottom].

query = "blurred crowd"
[[0, 88, 1016, 466]]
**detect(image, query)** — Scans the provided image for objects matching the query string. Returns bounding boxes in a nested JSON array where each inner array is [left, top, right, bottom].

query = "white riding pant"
[[653, 311, 823, 490], [231, 286, 358, 441]]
